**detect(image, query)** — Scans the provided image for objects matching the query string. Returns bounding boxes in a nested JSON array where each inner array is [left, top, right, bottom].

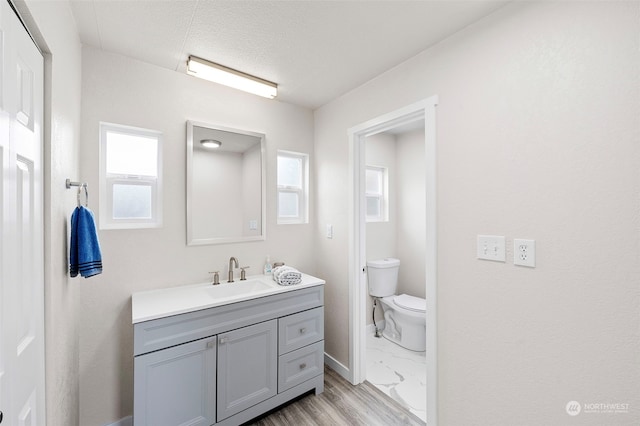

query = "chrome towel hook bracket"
[[66, 178, 89, 207]]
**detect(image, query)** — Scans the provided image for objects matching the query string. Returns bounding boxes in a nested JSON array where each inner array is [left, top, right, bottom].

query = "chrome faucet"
[[228, 257, 239, 282]]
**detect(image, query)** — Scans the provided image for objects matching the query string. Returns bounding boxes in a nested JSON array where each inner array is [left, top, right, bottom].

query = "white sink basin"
[[205, 279, 272, 299]]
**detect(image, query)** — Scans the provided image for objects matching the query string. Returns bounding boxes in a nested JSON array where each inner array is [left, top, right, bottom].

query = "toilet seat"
[[393, 294, 426, 313]]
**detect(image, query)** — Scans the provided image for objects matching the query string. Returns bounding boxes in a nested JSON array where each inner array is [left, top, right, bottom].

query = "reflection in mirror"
[[187, 121, 265, 245]]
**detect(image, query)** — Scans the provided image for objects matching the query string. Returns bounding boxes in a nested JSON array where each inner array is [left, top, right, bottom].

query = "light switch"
[[477, 235, 506, 262], [249, 220, 258, 230], [326, 224, 333, 239]]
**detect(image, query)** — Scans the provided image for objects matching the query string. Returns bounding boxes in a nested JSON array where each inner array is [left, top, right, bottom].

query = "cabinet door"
[[217, 320, 277, 421], [134, 336, 216, 426]]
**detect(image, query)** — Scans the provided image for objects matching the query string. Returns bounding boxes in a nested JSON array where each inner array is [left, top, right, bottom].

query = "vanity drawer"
[[278, 307, 324, 354], [278, 341, 324, 393]]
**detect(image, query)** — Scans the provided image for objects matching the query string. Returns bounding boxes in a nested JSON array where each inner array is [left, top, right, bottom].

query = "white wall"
[[242, 144, 262, 237], [396, 128, 426, 299], [192, 149, 244, 237], [18, 1, 83, 425], [365, 133, 396, 261], [79, 46, 315, 425], [315, 2, 640, 425]]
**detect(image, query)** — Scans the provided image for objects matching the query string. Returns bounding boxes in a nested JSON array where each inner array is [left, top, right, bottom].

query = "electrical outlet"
[[477, 235, 506, 262], [514, 239, 535, 267]]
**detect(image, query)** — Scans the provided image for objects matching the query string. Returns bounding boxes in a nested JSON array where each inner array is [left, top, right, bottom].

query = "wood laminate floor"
[[246, 366, 425, 426]]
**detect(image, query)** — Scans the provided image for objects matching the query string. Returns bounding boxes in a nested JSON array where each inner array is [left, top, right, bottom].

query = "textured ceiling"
[[70, 0, 509, 109]]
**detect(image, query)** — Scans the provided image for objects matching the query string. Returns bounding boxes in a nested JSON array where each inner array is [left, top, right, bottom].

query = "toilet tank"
[[366, 258, 400, 297]]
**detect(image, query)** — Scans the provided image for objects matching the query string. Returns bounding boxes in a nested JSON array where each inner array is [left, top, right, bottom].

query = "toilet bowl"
[[366, 258, 427, 352], [380, 294, 426, 352]]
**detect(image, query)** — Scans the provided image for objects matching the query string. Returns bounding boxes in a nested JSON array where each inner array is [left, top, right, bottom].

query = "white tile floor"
[[366, 331, 427, 423]]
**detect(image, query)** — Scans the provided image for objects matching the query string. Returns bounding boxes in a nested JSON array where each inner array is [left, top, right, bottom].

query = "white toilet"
[[367, 258, 426, 352]]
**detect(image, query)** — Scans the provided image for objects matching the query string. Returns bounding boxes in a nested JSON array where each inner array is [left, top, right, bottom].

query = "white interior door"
[[0, 1, 45, 425]]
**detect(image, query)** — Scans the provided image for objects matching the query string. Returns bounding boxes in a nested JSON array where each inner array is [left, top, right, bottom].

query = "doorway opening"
[[347, 97, 438, 426]]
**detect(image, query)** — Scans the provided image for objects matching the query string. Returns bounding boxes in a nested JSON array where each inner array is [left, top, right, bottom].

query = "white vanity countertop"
[[132, 273, 325, 324]]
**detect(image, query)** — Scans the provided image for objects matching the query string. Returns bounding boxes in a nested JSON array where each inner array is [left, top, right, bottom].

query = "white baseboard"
[[324, 352, 351, 383], [104, 415, 132, 426], [324, 325, 386, 386]]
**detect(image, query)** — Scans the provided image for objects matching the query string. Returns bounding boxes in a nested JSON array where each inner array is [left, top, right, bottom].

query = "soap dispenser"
[[264, 256, 272, 275]]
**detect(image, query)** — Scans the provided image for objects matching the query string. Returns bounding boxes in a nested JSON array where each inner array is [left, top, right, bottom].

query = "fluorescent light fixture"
[[187, 55, 277, 99], [200, 139, 222, 149]]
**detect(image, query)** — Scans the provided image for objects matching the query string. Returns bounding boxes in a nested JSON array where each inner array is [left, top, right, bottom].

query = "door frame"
[[347, 96, 438, 426]]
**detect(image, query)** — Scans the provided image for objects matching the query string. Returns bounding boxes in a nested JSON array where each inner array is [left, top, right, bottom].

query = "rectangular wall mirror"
[[187, 121, 266, 245]]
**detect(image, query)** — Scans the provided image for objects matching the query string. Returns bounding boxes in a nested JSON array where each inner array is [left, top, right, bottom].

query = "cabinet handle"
[[299, 327, 306, 334], [219, 337, 227, 345], [206, 340, 215, 349], [0, 410, 3, 423], [299, 363, 307, 370]]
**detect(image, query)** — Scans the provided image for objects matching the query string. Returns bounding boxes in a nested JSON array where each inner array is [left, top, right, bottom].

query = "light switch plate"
[[514, 239, 535, 267], [477, 235, 506, 262], [326, 224, 333, 239]]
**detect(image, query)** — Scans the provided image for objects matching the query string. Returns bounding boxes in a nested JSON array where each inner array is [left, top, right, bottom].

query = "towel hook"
[[66, 178, 89, 207], [77, 183, 88, 207]]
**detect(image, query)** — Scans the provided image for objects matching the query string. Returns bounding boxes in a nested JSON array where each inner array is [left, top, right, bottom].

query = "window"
[[365, 166, 388, 222], [277, 150, 308, 224], [99, 122, 162, 229]]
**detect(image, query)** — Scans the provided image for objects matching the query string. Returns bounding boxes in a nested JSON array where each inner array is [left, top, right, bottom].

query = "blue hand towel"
[[70, 206, 102, 278]]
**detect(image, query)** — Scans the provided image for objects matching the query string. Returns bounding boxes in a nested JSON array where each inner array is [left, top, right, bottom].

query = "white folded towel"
[[272, 265, 302, 286]]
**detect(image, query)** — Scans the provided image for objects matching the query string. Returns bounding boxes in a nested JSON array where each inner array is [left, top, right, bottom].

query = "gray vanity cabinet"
[[134, 336, 217, 426], [133, 285, 324, 426], [216, 320, 277, 421]]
